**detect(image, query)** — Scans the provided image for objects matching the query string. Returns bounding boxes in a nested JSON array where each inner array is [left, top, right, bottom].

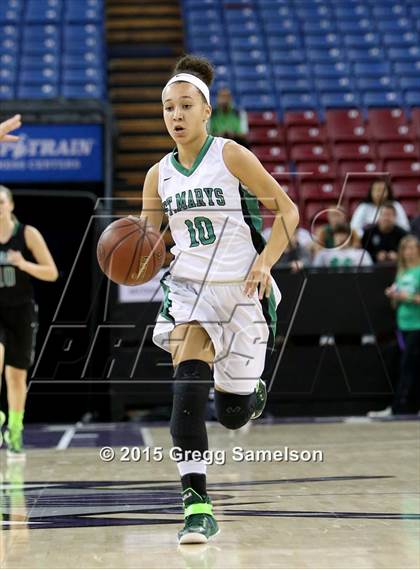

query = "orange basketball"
[[97, 217, 165, 285]]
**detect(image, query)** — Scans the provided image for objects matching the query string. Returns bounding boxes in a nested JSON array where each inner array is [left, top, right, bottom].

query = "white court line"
[[1, 521, 43, 525], [140, 427, 154, 447], [56, 421, 82, 450]]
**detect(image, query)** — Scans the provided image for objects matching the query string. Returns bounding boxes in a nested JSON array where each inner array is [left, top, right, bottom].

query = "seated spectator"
[[209, 88, 248, 145], [362, 202, 407, 264], [314, 205, 360, 252], [274, 231, 313, 272], [313, 223, 373, 267], [351, 179, 410, 238]]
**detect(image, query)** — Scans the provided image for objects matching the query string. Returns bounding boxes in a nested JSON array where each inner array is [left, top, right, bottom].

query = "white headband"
[[162, 73, 211, 105]]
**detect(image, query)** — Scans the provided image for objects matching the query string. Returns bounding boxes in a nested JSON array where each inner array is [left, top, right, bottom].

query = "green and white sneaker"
[[0, 410, 6, 448], [4, 428, 26, 461], [251, 378, 267, 420], [178, 488, 219, 545]]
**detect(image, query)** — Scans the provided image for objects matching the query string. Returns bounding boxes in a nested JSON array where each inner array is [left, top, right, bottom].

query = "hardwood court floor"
[[1, 419, 419, 568]]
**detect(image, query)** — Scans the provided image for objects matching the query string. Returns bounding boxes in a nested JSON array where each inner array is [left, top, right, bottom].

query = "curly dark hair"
[[172, 54, 214, 87]]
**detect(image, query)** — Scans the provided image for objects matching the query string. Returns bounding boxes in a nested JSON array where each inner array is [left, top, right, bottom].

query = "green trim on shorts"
[[159, 273, 175, 323]]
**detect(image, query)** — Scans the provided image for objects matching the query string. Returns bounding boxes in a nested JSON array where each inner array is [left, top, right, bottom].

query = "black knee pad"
[[170, 360, 212, 454], [214, 390, 256, 430]]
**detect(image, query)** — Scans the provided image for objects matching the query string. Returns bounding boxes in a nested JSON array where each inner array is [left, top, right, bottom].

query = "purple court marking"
[[3, 415, 419, 450], [0, 478, 418, 531], [20, 423, 145, 449]]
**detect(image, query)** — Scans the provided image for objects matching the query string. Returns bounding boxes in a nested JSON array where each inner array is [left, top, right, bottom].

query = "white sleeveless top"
[[157, 136, 266, 283]]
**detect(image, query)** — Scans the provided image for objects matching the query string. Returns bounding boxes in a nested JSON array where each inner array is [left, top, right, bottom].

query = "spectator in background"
[[313, 223, 373, 268], [0, 115, 21, 143], [362, 202, 407, 264], [314, 205, 360, 252], [351, 179, 410, 238], [370, 235, 420, 417], [274, 231, 313, 272], [263, 224, 313, 271], [209, 88, 248, 145], [410, 201, 420, 240]]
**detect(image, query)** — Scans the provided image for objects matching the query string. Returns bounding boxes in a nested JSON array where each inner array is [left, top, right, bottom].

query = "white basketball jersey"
[[157, 136, 265, 282]]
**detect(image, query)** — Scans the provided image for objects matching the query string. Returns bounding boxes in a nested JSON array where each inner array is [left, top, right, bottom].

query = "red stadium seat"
[[296, 161, 337, 179], [400, 198, 419, 219], [259, 205, 276, 230], [248, 126, 285, 144], [286, 125, 326, 145], [368, 108, 408, 126], [385, 160, 420, 175], [325, 109, 366, 141], [326, 123, 371, 142], [378, 142, 420, 161], [290, 143, 330, 162], [339, 160, 382, 178], [247, 111, 279, 127], [391, 177, 420, 199], [303, 201, 334, 229], [283, 110, 320, 129], [271, 173, 298, 202], [299, 181, 340, 202], [252, 145, 287, 162], [332, 142, 376, 162], [368, 108, 414, 141], [411, 108, 420, 137], [369, 122, 416, 142], [264, 162, 289, 174], [341, 178, 370, 201]]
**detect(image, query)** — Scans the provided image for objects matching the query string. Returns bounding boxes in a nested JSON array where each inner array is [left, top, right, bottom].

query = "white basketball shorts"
[[152, 272, 281, 394]]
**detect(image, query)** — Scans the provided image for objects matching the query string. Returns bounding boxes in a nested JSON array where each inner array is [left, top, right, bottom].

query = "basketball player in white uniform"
[[140, 55, 299, 544]]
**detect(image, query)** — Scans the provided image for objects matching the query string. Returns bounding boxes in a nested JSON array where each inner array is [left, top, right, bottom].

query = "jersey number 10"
[[185, 217, 216, 247]]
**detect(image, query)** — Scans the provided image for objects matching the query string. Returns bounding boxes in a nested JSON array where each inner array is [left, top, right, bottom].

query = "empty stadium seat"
[[333, 142, 376, 162], [299, 181, 341, 203], [290, 143, 330, 163], [283, 111, 320, 129], [248, 127, 285, 144], [264, 163, 290, 175], [287, 126, 326, 145], [385, 159, 420, 175], [247, 111, 278, 127], [378, 142, 420, 161], [368, 109, 415, 141], [251, 145, 287, 163], [296, 161, 337, 180], [391, 177, 420, 198], [339, 160, 382, 178], [341, 178, 371, 202]]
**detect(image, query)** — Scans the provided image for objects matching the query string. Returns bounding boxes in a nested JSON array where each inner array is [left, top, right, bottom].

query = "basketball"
[[97, 216, 165, 285]]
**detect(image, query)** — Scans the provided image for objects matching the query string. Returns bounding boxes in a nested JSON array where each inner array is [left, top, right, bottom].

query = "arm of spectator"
[[239, 110, 248, 135], [350, 203, 367, 238], [393, 201, 411, 232]]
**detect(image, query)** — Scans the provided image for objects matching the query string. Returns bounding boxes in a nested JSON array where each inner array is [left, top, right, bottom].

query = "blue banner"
[[0, 124, 103, 182]]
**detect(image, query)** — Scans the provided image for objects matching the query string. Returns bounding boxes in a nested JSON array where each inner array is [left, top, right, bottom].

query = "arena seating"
[[182, 0, 420, 227], [0, 0, 105, 100]]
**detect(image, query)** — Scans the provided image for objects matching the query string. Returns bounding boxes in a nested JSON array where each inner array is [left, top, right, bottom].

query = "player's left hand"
[[7, 249, 25, 269], [244, 255, 272, 300], [0, 114, 22, 143]]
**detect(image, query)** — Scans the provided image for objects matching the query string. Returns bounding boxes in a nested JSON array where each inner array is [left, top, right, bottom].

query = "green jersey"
[[396, 265, 420, 331]]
